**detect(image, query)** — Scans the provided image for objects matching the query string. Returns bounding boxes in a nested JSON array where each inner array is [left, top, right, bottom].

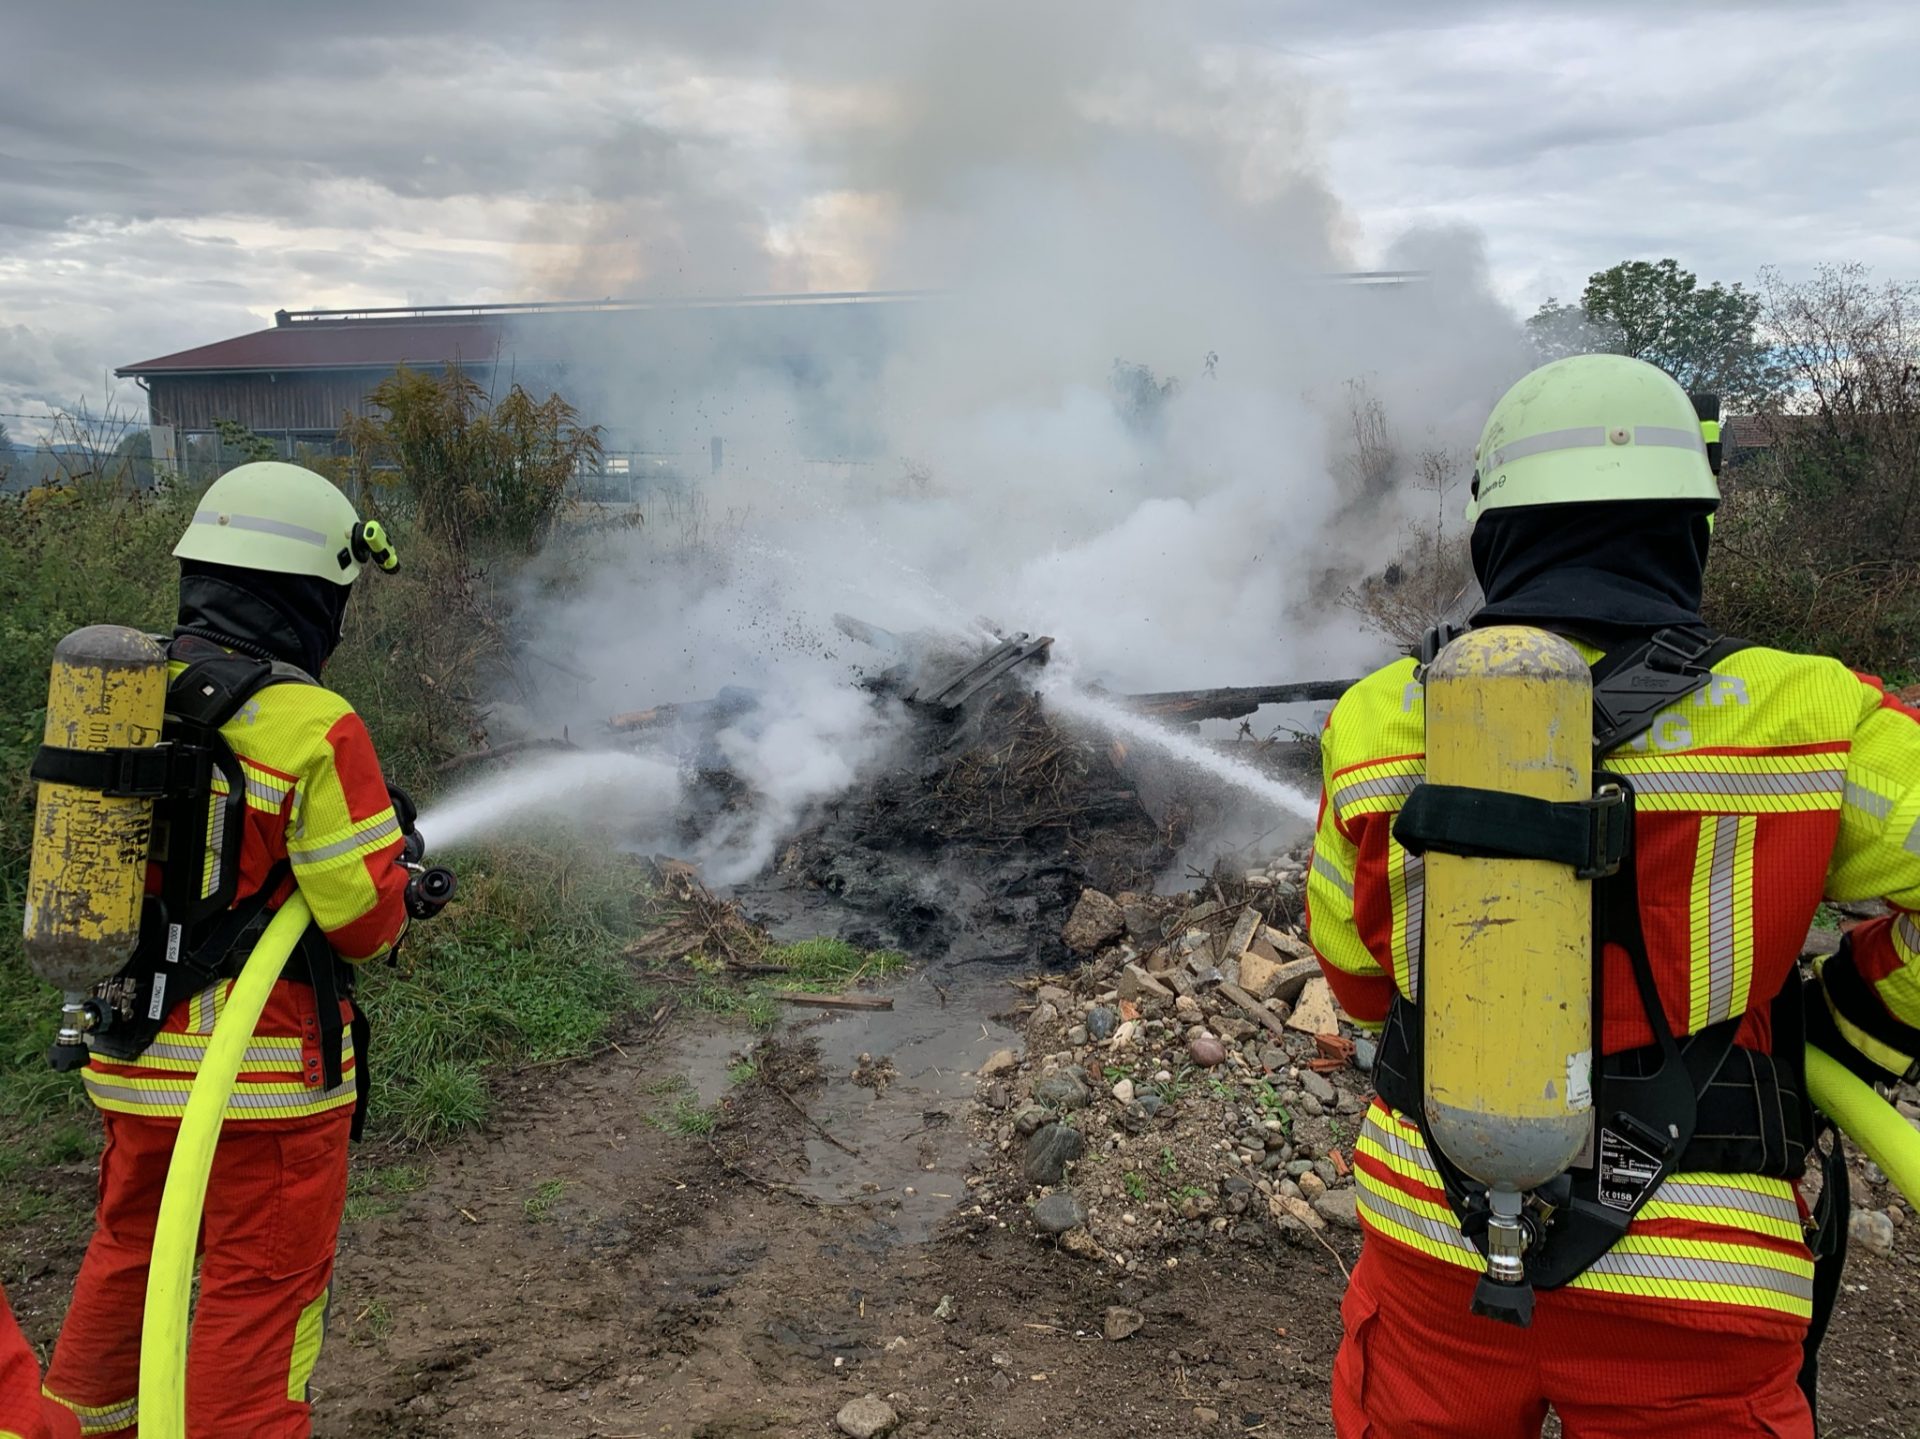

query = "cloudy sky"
[[1, 0, 1915, 434]]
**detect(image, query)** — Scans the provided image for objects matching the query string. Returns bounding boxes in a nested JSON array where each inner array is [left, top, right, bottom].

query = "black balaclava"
[[176, 560, 352, 677], [1468, 499, 1716, 648]]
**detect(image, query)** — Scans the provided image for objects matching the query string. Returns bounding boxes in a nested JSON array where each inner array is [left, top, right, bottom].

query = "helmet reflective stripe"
[[1466, 355, 1720, 522], [1485, 423, 1708, 471], [188, 509, 333, 548], [173, 461, 365, 585]]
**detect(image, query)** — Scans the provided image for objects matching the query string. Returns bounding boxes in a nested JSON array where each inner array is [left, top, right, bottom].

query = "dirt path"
[[314, 993, 1351, 1439], [309, 991, 1919, 1438], [7, 975, 1915, 1437]]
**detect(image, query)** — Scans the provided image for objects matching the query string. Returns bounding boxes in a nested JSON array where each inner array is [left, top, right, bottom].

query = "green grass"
[[523, 1178, 568, 1221], [359, 834, 654, 1144], [1123, 1171, 1149, 1201], [343, 1161, 431, 1222], [726, 1058, 758, 1085], [678, 936, 906, 1034], [653, 1098, 718, 1137], [350, 1298, 394, 1345]]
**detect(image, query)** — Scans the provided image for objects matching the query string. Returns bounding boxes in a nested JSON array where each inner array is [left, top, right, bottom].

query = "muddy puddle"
[[667, 965, 1021, 1241]]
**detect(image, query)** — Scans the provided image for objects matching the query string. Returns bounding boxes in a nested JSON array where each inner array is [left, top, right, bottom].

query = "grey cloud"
[[0, 0, 1916, 425]]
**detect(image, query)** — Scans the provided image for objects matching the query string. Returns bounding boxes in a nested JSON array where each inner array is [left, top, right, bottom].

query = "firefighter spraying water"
[[19, 463, 454, 1439]]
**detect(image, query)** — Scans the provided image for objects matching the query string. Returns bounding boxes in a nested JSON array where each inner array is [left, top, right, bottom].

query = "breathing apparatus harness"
[[1370, 623, 1848, 1399], [29, 633, 447, 1138]]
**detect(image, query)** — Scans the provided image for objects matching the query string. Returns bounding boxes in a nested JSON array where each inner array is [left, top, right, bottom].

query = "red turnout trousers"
[[43, 1109, 350, 1439], [1, 1283, 79, 1439], [1333, 1237, 1814, 1438]]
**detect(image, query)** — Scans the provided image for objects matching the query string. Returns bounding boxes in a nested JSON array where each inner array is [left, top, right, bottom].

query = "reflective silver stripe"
[[1629, 768, 1843, 797], [204, 796, 227, 901], [1333, 772, 1420, 811], [1652, 1180, 1800, 1227], [1635, 424, 1709, 454], [137, 1040, 311, 1064], [58, 1396, 139, 1434], [1845, 781, 1894, 822], [84, 1077, 355, 1110], [1361, 1113, 1437, 1172], [191, 509, 331, 547], [245, 775, 291, 806], [1404, 849, 1426, 1002], [1583, 1248, 1812, 1302], [1903, 814, 1920, 856], [1356, 1181, 1478, 1256], [1895, 914, 1920, 958], [291, 814, 402, 866], [1310, 851, 1354, 900], [1703, 817, 1740, 1026], [1484, 425, 1606, 471], [189, 981, 221, 1035]]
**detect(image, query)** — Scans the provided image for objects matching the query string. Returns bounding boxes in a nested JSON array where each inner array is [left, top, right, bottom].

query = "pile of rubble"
[[964, 848, 1371, 1269], [967, 869, 1920, 1274]]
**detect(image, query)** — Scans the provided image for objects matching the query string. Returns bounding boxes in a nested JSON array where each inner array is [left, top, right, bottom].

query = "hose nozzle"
[[405, 865, 456, 920]]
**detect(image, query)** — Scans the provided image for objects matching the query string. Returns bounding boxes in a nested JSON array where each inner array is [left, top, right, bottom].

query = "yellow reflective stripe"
[[1331, 762, 1423, 820], [42, 1389, 138, 1435], [1844, 778, 1895, 824], [1824, 994, 1913, 1077], [289, 812, 401, 871], [1639, 1178, 1803, 1242], [1876, 916, 1920, 1030], [188, 982, 220, 1035], [1355, 1179, 1480, 1268], [85, 1083, 357, 1121], [1689, 815, 1756, 1028], [1311, 850, 1353, 899], [134, 1033, 306, 1056], [287, 1286, 329, 1401]]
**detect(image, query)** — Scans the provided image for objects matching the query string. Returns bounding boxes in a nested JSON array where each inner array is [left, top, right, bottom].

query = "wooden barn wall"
[[146, 369, 411, 434]]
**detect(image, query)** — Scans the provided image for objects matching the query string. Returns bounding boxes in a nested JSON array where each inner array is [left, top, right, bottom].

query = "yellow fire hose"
[[137, 895, 312, 1439], [1807, 1044, 1920, 1206]]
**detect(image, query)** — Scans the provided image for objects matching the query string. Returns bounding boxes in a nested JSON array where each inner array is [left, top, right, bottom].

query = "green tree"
[[1527, 259, 1780, 410], [340, 366, 603, 557]]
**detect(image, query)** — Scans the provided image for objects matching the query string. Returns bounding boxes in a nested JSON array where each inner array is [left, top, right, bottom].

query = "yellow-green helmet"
[[174, 462, 397, 584], [1465, 354, 1720, 523]]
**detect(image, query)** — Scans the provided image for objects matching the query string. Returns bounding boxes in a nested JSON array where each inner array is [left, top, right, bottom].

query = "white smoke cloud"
[[506, 4, 1536, 879]]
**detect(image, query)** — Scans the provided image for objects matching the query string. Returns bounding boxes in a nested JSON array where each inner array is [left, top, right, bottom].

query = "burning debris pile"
[[957, 853, 1374, 1271], [749, 677, 1172, 963], [604, 618, 1330, 966]]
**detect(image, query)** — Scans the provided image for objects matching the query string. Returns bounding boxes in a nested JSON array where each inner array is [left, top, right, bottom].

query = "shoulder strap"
[[1590, 629, 1750, 757]]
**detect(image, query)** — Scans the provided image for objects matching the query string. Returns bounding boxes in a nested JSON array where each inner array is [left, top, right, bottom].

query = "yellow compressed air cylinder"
[[1423, 626, 1594, 1190], [23, 626, 168, 993]]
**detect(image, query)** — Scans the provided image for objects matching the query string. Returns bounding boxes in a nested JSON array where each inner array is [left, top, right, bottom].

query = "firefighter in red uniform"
[[2, 1285, 77, 1439], [42, 464, 420, 1438], [1308, 355, 1920, 1436]]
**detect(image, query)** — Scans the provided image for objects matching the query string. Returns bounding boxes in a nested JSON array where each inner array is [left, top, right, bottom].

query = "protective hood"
[[1468, 499, 1716, 646], [175, 560, 350, 676]]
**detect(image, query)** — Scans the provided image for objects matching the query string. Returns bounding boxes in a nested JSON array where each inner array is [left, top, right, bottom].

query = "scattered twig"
[[769, 1081, 862, 1157], [1306, 1224, 1353, 1280], [770, 992, 893, 1011], [706, 1142, 843, 1209]]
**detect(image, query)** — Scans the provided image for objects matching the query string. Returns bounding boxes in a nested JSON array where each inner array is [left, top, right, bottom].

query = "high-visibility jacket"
[[81, 663, 410, 1123], [1307, 641, 1920, 1332]]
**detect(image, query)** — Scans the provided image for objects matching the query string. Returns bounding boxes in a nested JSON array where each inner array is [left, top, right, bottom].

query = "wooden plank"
[[770, 991, 894, 1011]]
